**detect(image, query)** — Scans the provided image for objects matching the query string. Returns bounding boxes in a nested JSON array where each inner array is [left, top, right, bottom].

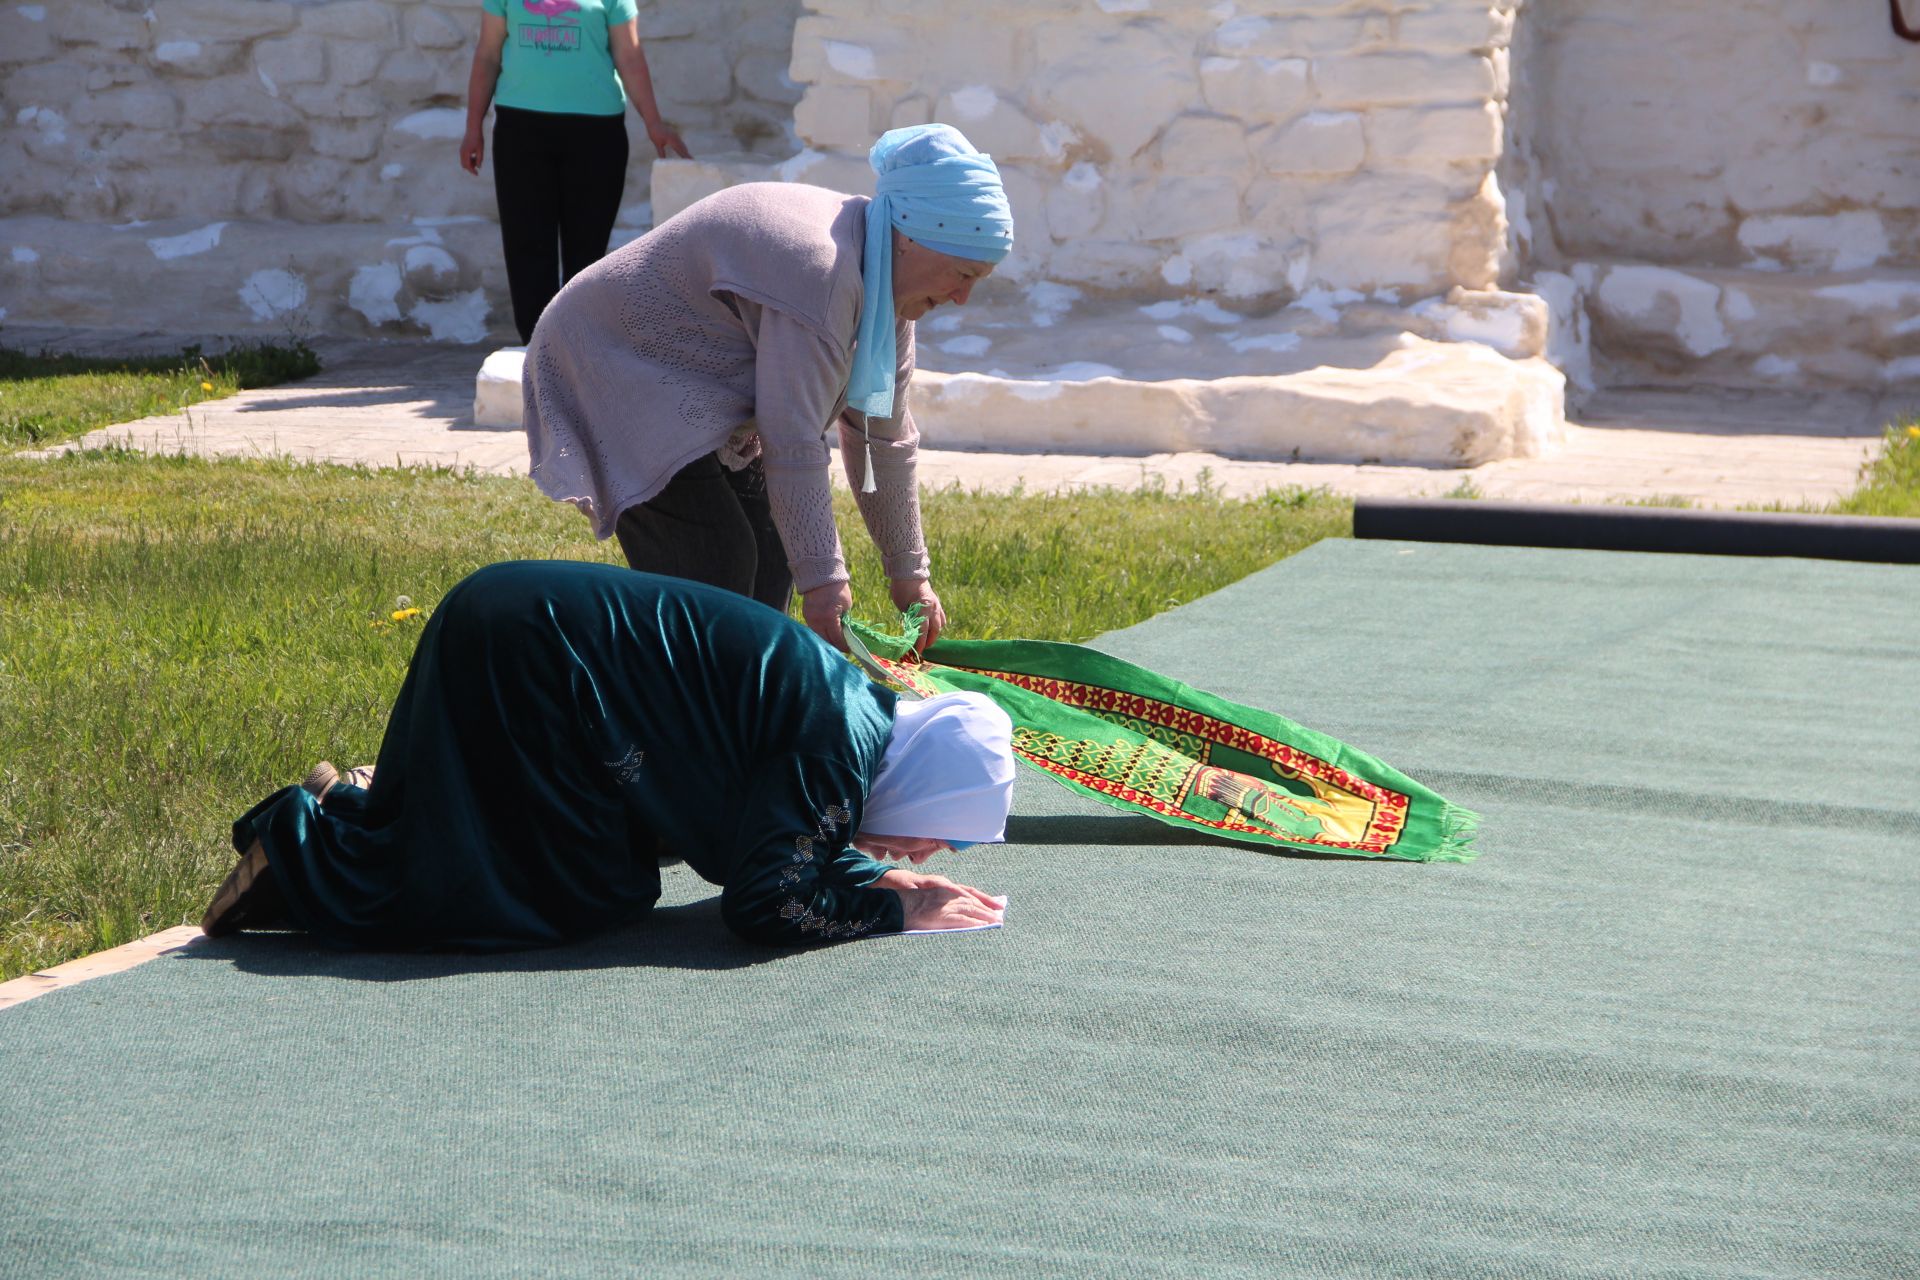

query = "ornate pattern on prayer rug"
[[846, 618, 1477, 864]]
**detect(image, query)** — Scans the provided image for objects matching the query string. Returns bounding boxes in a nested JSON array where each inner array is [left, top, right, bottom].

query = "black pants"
[[492, 104, 629, 344], [614, 454, 794, 614]]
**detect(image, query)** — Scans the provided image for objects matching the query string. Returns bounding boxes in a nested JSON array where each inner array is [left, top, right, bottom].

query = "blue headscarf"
[[848, 124, 1014, 423]]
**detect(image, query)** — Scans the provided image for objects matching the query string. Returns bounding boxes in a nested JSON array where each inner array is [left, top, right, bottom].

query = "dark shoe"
[[201, 840, 288, 936]]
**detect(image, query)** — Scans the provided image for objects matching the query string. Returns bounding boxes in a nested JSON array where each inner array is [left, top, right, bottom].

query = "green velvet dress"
[[232, 561, 905, 949]]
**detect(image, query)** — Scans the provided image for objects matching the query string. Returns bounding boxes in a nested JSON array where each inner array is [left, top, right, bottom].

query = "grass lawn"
[[0, 341, 322, 449], [0, 451, 1348, 981], [1831, 420, 1920, 519]]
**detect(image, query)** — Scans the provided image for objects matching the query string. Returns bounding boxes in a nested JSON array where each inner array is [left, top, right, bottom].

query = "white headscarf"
[[861, 692, 1016, 843]]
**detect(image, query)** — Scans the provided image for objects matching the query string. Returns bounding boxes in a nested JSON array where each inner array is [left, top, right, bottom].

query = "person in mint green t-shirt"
[[460, 0, 692, 343]]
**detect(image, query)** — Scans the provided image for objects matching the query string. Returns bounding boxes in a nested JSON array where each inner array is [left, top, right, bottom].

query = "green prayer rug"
[[846, 616, 1478, 863]]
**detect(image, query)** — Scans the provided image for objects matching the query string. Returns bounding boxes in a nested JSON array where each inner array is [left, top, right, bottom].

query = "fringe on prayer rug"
[[845, 615, 1479, 864]]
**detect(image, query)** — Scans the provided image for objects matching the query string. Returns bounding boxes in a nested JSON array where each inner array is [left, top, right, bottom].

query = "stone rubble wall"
[[776, 0, 1523, 307], [0, 0, 1911, 400], [0, 0, 800, 340], [1507, 0, 1920, 390]]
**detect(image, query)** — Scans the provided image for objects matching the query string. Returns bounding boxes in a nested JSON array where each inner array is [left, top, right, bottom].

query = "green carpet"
[[2, 540, 1914, 1278]]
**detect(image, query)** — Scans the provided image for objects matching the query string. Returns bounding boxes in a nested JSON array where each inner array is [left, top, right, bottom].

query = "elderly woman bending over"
[[203, 560, 1015, 949], [521, 124, 1013, 653]]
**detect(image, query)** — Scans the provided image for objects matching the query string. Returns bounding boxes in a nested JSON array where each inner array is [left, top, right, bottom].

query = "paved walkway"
[[13, 326, 1906, 508]]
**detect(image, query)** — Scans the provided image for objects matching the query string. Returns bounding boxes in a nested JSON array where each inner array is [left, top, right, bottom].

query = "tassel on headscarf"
[[849, 124, 1015, 424], [861, 431, 878, 494]]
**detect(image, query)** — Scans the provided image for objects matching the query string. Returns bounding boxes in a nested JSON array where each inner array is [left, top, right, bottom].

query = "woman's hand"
[[889, 578, 946, 653], [647, 121, 692, 160], [802, 581, 854, 650], [459, 124, 485, 175], [877, 870, 1005, 931]]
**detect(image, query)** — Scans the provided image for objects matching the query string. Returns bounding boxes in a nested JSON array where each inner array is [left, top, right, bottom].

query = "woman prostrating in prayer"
[[521, 123, 1014, 654], [203, 560, 1014, 950]]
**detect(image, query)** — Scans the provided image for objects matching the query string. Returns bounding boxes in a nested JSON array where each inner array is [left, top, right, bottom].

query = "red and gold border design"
[[880, 657, 1410, 853]]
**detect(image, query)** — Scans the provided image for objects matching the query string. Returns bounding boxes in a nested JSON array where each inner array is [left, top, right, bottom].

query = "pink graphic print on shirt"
[[521, 0, 581, 52]]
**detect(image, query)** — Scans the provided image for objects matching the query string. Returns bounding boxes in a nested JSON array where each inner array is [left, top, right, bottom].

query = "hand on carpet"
[[877, 870, 1004, 931]]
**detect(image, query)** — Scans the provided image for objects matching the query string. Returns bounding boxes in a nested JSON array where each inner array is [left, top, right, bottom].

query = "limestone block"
[[934, 89, 1044, 163], [1313, 53, 1495, 108], [792, 84, 874, 150], [84, 63, 144, 92], [1592, 265, 1730, 359], [1033, 22, 1198, 161], [1368, 104, 1501, 166], [1197, 56, 1310, 123], [1396, 7, 1514, 53], [916, 23, 1023, 96], [735, 50, 800, 104], [1527, 269, 1595, 396], [995, 164, 1051, 283], [1134, 175, 1244, 242], [150, 39, 247, 79], [297, 1, 397, 42], [198, 125, 298, 163], [1738, 212, 1890, 273], [1208, 14, 1370, 58], [1154, 114, 1249, 177], [649, 40, 735, 108], [716, 101, 799, 154], [374, 47, 440, 96], [52, 4, 160, 51], [1409, 286, 1547, 359], [1048, 239, 1173, 291], [183, 76, 303, 128], [474, 348, 527, 429], [731, 0, 806, 53], [1243, 177, 1314, 240], [889, 95, 933, 130], [114, 165, 246, 221], [636, 2, 703, 41], [649, 156, 773, 225], [1445, 169, 1507, 291], [254, 36, 327, 88], [403, 243, 464, 298], [150, 0, 297, 42], [1311, 174, 1456, 293], [1252, 112, 1364, 175], [280, 157, 373, 222], [5, 65, 77, 123], [406, 6, 472, 52], [1178, 232, 1305, 302], [1045, 163, 1106, 241], [310, 120, 385, 162], [288, 85, 384, 121], [0, 11, 54, 65], [790, 19, 922, 85], [778, 150, 874, 197], [328, 38, 385, 88], [72, 86, 182, 131]]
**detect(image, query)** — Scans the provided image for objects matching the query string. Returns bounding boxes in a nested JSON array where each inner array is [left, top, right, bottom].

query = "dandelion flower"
[[200, 380, 215, 392], [1906, 425, 1919, 440], [391, 607, 422, 622]]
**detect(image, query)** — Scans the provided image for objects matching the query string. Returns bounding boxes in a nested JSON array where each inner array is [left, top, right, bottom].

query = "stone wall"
[[0, 0, 800, 340], [1507, 0, 1920, 389], [771, 0, 1521, 306], [1, 0, 1913, 400]]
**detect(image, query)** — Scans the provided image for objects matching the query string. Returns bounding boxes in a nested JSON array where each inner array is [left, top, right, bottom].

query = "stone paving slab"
[[10, 327, 1904, 509]]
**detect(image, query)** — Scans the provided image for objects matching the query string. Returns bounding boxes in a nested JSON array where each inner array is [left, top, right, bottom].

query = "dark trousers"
[[492, 104, 629, 345], [615, 454, 794, 614]]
